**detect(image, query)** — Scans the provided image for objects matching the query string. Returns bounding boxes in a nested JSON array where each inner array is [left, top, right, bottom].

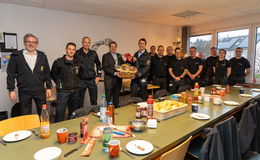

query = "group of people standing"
[[149, 45, 251, 94], [6, 33, 251, 123]]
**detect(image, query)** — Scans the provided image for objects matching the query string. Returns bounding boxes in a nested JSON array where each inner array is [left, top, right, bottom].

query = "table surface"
[[1, 86, 260, 160]]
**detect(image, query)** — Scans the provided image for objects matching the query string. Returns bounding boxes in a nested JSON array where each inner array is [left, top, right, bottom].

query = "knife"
[[64, 143, 86, 157], [0, 140, 6, 146]]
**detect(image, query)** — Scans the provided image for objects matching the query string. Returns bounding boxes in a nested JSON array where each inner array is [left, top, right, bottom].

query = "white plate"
[[173, 94, 181, 97], [212, 84, 221, 87], [137, 102, 147, 108], [191, 113, 210, 120], [233, 85, 243, 88], [252, 88, 260, 92], [97, 112, 100, 117], [126, 140, 153, 155], [240, 94, 253, 98], [223, 101, 239, 106], [3, 130, 32, 142], [34, 147, 62, 160]]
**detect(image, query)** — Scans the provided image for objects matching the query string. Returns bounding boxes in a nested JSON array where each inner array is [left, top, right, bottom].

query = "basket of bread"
[[153, 100, 187, 121], [115, 64, 137, 78]]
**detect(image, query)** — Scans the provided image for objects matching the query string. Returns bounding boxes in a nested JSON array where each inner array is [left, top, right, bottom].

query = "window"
[[189, 34, 212, 57], [217, 29, 249, 60], [255, 27, 260, 79]]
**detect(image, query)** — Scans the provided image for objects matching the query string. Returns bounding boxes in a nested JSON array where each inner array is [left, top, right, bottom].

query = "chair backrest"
[[160, 136, 192, 160], [0, 114, 40, 136]]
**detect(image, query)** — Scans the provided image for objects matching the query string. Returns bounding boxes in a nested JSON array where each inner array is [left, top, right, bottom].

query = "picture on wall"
[[1, 52, 11, 72]]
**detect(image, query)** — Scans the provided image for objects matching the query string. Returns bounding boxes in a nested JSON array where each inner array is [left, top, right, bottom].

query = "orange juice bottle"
[[40, 104, 50, 139]]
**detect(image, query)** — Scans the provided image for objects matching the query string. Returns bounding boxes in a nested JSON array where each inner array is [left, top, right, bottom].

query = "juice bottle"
[[194, 82, 200, 101], [40, 104, 50, 139], [107, 102, 115, 124]]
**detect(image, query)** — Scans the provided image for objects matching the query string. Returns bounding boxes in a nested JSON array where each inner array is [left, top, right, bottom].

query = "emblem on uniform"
[[40, 66, 44, 71]]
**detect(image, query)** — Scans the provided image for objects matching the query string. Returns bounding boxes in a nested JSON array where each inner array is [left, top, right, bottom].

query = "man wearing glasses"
[[7, 33, 52, 115]]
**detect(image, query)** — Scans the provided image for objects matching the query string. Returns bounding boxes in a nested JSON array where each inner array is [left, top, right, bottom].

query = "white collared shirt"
[[23, 49, 37, 71], [138, 50, 145, 58]]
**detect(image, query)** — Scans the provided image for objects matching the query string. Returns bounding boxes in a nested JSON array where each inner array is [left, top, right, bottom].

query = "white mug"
[[204, 94, 210, 102], [213, 97, 222, 105]]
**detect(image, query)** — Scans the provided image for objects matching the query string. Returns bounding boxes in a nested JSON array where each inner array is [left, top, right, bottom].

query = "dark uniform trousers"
[[131, 77, 148, 101], [105, 77, 122, 108], [55, 92, 80, 122], [169, 78, 186, 94], [79, 78, 97, 107], [213, 77, 229, 85], [18, 90, 46, 116], [229, 76, 245, 85], [153, 76, 167, 90]]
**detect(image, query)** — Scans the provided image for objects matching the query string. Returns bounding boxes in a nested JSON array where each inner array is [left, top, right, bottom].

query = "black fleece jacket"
[[7, 49, 52, 92]]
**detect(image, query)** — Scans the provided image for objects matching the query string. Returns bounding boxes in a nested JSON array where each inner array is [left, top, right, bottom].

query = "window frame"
[[188, 33, 213, 56]]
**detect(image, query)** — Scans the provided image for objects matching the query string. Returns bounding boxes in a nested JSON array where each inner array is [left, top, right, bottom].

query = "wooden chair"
[[160, 136, 192, 160], [0, 114, 40, 136]]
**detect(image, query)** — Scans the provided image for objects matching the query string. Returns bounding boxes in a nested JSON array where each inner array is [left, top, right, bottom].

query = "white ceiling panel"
[[0, 0, 260, 26]]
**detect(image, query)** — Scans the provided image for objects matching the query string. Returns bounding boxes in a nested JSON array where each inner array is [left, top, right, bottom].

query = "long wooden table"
[[1, 86, 260, 160]]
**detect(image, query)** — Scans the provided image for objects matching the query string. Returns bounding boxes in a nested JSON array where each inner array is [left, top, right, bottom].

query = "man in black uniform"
[[148, 45, 156, 83], [149, 45, 157, 57], [168, 48, 187, 93], [51, 42, 81, 122], [7, 33, 52, 115], [150, 45, 168, 90], [130, 38, 151, 100], [102, 41, 124, 108], [213, 49, 231, 85], [229, 47, 251, 85], [204, 47, 218, 85], [75, 37, 102, 107], [186, 47, 203, 88]]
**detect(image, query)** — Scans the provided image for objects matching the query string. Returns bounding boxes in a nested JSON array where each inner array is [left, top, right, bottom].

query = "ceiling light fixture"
[[172, 10, 201, 18]]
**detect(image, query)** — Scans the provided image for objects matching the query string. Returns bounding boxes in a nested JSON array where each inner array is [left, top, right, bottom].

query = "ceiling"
[[1, 0, 260, 26]]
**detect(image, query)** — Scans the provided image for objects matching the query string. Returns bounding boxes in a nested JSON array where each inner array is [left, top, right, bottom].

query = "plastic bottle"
[[147, 96, 154, 119], [40, 104, 50, 139], [107, 102, 115, 124], [100, 94, 107, 123], [194, 82, 200, 101], [105, 111, 112, 125]]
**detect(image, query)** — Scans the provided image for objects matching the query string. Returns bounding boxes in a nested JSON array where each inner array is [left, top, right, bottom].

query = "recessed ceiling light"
[[172, 10, 201, 18]]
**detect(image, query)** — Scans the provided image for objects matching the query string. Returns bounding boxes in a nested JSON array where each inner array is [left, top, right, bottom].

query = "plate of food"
[[191, 113, 210, 120], [153, 100, 187, 113], [223, 101, 239, 106], [240, 94, 253, 98], [212, 84, 222, 87], [136, 102, 147, 108], [126, 140, 153, 155], [34, 147, 62, 160], [115, 64, 137, 78], [3, 130, 32, 142]]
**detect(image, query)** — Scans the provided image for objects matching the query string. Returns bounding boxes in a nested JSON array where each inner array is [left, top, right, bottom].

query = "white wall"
[[0, 3, 178, 117]]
